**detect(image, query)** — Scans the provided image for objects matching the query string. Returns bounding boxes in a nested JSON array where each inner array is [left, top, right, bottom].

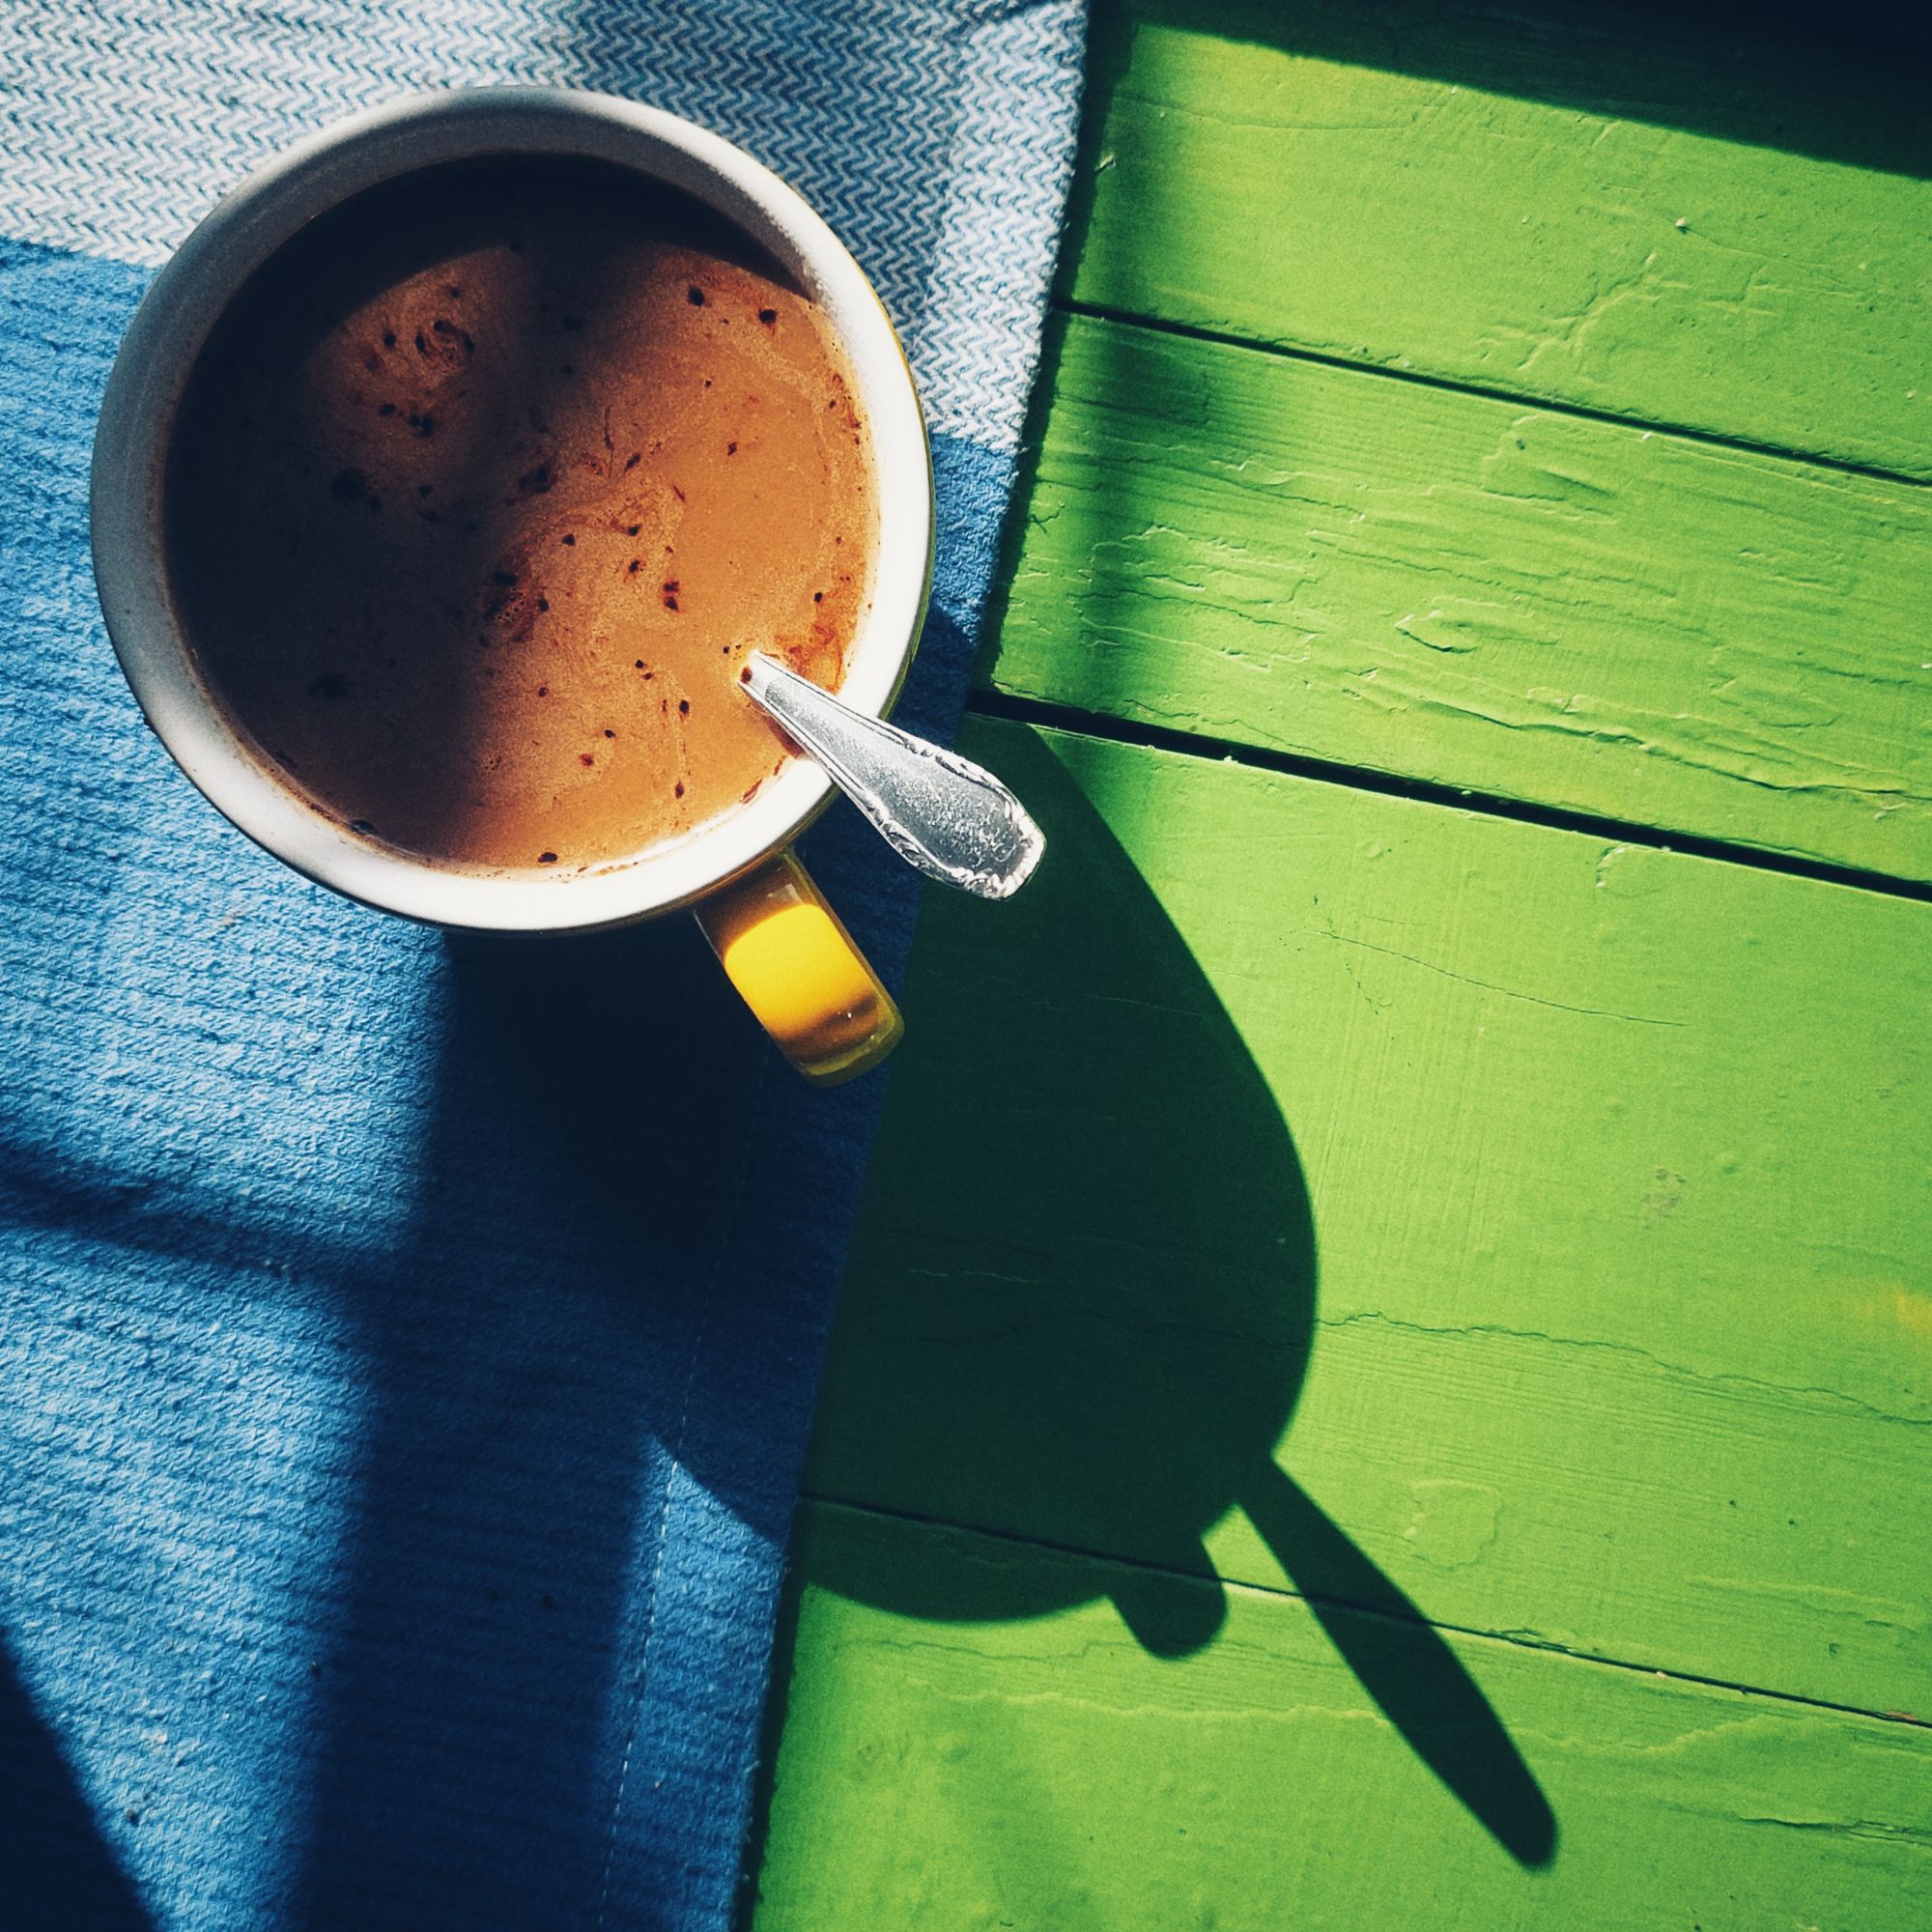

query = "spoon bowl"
[[742, 652, 1045, 899]]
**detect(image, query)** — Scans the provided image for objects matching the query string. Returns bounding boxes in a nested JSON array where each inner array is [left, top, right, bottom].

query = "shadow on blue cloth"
[[0, 1637, 150, 1927], [285, 919, 749, 1924], [0, 918, 791, 1927]]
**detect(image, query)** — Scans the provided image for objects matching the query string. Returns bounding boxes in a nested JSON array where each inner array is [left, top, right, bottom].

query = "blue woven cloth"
[[0, 5, 1085, 1925]]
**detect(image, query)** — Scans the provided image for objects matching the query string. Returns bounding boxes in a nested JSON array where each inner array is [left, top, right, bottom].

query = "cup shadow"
[[805, 724, 1556, 1867]]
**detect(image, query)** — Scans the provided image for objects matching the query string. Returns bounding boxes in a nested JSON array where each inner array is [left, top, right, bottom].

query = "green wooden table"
[[748, 3, 1931, 1922]]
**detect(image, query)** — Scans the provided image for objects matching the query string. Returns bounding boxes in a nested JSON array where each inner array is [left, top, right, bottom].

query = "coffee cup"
[[92, 88, 932, 1085]]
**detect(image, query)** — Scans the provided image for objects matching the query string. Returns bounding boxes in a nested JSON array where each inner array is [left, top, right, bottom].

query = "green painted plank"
[[753, 1505, 1932, 1930], [808, 719, 1932, 1719], [1070, 0, 1932, 478], [990, 314, 1932, 882]]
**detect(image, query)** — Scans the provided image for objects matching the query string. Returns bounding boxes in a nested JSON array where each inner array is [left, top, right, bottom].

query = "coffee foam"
[[166, 156, 876, 872]]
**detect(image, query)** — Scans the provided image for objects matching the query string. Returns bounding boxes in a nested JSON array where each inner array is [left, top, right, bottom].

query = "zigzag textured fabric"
[[0, 4, 1085, 1926]]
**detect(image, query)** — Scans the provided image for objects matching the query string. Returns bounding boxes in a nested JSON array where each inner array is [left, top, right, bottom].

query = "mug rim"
[[90, 86, 934, 933]]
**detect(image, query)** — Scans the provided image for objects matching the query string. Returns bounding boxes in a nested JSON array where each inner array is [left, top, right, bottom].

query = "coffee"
[[164, 156, 876, 873]]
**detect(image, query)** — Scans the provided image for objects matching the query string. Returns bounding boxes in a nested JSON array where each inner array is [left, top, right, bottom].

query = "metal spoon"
[[741, 651, 1045, 899]]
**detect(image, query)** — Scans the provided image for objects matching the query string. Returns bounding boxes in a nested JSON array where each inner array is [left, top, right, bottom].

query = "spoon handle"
[[743, 652, 1045, 899]]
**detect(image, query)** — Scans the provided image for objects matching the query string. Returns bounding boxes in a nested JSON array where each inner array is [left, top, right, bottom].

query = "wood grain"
[[753, 1504, 1932, 1931], [1069, 0, 1932, 478], [806, 719, 1932, 1719], [990, 315, 1932, 881]]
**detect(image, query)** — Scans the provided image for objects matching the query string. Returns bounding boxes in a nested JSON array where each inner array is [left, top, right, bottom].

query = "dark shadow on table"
[[0, 1636, 154, 1930], [795, 725, 1555, 1869], [1095, 0, 1929, 182]]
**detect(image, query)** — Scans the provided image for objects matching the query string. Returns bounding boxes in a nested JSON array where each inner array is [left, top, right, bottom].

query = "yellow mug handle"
[[694, 849, 903, 1086]]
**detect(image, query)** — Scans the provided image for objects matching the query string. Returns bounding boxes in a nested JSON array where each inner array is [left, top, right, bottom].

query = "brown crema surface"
[[165, 156, 875, 871]]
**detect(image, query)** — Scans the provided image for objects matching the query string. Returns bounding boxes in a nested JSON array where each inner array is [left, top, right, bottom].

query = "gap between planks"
[[1058, 297, 1932, 497], [798, 1492, 1929, 1735], [967, 688, 1932, 908]]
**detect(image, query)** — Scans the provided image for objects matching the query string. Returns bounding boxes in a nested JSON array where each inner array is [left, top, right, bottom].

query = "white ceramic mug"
[[91, 88, 932, 1084]]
